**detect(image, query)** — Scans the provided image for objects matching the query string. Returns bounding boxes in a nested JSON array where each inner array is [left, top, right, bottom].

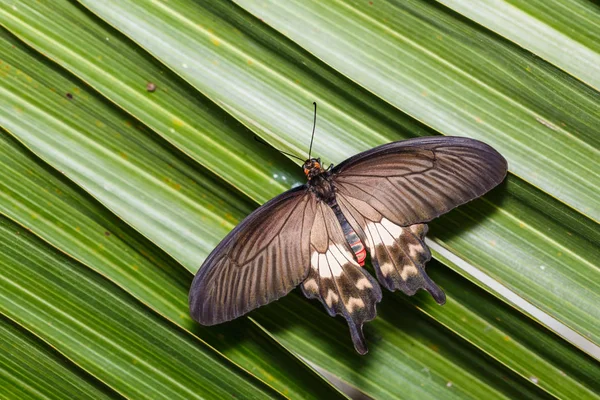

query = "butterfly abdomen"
[[329, 199, 367, 266]]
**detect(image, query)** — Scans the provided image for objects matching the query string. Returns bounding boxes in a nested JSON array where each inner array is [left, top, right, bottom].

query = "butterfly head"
[[303, 158, 323, 180]]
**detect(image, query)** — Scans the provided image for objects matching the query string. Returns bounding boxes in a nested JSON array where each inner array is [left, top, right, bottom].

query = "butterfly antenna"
[[308, 102, 317, 159], [254, 135, 305, 161]]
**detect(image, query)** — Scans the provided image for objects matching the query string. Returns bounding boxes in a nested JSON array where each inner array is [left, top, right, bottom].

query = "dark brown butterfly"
[[189, 131, 507, 354]]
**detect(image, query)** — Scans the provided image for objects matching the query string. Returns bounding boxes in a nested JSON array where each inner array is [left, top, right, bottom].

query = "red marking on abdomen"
[[355, 247, 366, 266], [330, 200, 367, 266], [349, 238, 366, 266]]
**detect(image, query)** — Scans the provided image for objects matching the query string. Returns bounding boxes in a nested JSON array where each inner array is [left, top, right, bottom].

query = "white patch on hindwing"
[[408, 243, 423, 258], [364, 218, 424, 280], [311, 243, 359, 278], [379, 262, 395, 276], [364, 218, 403, 250], [380, 218, 403, 238]]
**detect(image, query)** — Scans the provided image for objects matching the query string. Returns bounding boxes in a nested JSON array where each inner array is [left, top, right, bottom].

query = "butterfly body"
[[189, 136, 507, 354], [304, 158, 369, 267]]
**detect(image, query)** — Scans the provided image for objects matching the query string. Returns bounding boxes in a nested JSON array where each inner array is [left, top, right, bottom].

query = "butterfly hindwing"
[[337, 193, 445, 303], [189, 186, 317, 325], [301, 202, 382, 354]]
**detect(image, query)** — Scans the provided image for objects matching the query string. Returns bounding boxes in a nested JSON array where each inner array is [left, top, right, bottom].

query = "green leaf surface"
[[434, 0, 600, 90], [0, 131, 344, 400], [0, 317, 120, 400], [0, 28, 247, 270], [0, 0, 299, 203], [0, 217, 280, 400], [428, 176, 600, 347], [411, 262, 600, 399], [1, 0, 599, 398]]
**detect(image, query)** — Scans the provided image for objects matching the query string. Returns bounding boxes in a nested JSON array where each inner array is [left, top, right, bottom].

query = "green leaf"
[[0, 0, 299, 202], [0, 217, 280, 399], [413, 262, 600, 399], [1, 317, 119, 400], [1, 0, 599, 399], [434, 0, 600, 90]]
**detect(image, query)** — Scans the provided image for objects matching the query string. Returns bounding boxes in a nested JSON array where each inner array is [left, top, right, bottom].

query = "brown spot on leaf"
[[66, 93, 73, 100], [146, 82, 157, 92], [163, 177, 182, 190]]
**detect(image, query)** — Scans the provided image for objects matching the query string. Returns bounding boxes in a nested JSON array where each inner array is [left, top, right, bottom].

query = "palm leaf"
[[1, 0, 598, 398]]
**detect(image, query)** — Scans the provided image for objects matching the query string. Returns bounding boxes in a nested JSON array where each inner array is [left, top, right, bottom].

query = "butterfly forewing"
[[333, 136, 508, 227], [189, 186, 317, 325]]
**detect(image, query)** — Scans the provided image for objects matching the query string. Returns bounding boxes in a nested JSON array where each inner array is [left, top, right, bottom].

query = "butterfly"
[[189, 125, 507, 354]]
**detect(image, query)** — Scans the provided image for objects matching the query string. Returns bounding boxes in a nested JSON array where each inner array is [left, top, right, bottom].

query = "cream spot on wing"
[[365, 219, 403, 249], [318, 253, 328, 274], [400, 264, 418, 280], [379, 262, 395, 276], [381, 218, 403, 237], [355, 277, 373, 290], [346, 297, 364, 312], [325, 290, 339, 307], [303, 278, 318, 292], [408, 242, 424, 258]]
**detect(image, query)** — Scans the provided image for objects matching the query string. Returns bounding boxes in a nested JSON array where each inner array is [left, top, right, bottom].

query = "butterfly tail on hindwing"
[[302, 202, 382, 354]]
